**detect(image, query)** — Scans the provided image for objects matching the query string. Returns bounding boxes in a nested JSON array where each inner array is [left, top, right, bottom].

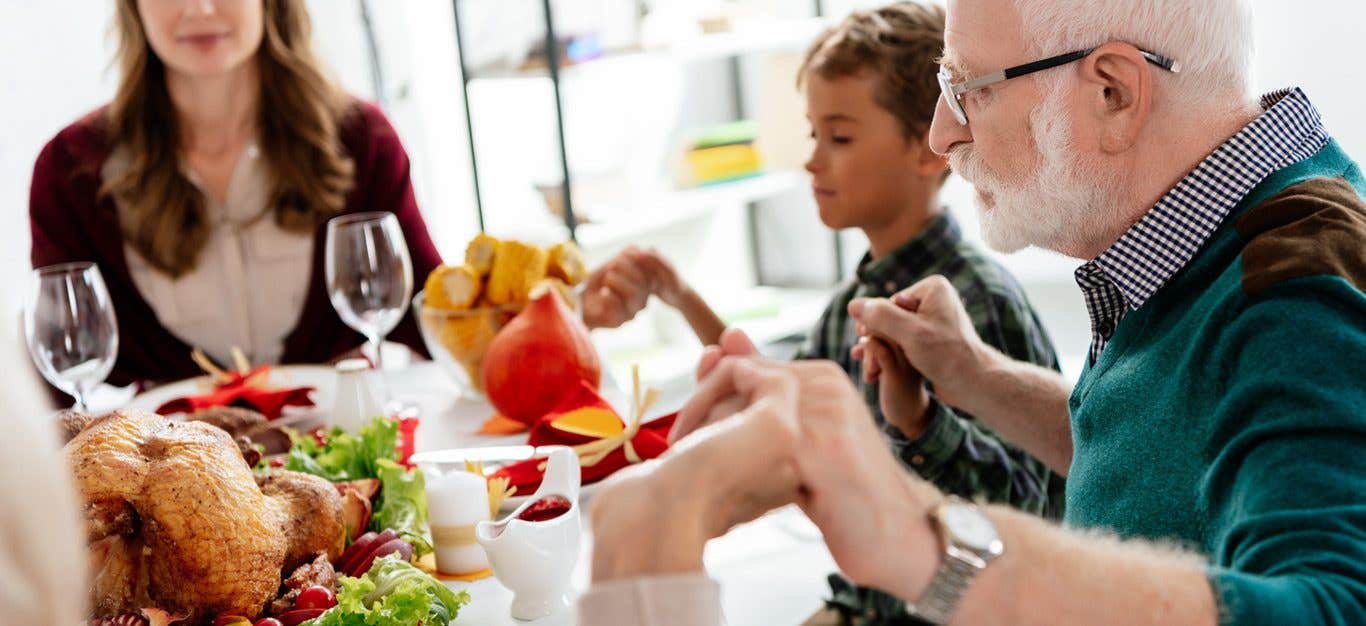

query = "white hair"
[[950, 90, 1125, 255], [1012, 0, 1258, 108]]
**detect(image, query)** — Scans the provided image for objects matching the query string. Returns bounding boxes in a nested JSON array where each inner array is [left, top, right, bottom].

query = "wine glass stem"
[[370, 333, 395, 408], [72, 388, 89, 413], [370, 334, 385, 373]]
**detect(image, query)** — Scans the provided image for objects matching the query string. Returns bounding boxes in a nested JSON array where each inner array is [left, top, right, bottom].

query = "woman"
[[29, 0, 442, 395]]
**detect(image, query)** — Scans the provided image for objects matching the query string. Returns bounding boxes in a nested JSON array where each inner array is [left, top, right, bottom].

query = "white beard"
[[948, 87, 1124, 255]]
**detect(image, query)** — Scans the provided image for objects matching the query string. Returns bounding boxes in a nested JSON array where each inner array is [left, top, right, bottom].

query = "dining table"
[[384, 361, 840, 626]]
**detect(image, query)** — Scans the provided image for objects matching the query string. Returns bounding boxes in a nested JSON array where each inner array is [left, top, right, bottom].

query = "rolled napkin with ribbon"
[[155, 348, 316, 419], [491, 367, 676, 493]]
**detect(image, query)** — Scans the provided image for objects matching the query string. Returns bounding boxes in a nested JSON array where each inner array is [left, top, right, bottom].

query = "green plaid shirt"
[[800, 212, 1065, 625], [798, 212, 1065, 515]]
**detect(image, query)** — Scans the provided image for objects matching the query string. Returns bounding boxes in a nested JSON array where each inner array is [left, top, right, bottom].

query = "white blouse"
[[104, 143, 314, 370]]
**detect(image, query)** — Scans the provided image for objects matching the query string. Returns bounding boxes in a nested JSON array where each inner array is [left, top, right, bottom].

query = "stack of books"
[[682, 120, 763, 187]]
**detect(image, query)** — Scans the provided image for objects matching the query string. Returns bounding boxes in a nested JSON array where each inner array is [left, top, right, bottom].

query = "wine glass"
[[324, 212, 413, 400], [24, 262, 120, 411]]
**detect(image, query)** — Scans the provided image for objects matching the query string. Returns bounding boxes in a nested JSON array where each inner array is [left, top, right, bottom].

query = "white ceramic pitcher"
[[476, 446, 582, 621]]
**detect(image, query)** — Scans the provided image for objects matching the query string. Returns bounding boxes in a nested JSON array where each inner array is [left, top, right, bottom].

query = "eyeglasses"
[[937, 46, 1182, 126]]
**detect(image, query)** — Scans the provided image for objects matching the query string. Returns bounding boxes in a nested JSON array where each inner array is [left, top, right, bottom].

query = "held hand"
[[695, 328, 759, 382], [852, 336, 933, 439], [631, 248, 688, 309], [590, 358, 802, 581], [672, 357, 942, 594], [849, 275, 992, 410], [581, 247, 656, 329]]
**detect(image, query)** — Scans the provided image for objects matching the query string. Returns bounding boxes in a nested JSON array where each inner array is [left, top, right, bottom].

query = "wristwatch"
[[907, 497, 1003, 624]]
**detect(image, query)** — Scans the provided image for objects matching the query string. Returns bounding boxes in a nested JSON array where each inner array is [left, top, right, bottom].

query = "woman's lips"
[[812, 186, 836, 198], [180, 33, 229, 49]]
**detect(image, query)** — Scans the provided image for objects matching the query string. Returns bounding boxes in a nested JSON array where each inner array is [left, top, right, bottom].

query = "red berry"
[[295, 585, 337, 611], [253, 619, 283, 626]]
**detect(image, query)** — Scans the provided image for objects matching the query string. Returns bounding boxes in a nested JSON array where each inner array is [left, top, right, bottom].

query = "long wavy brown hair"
[[103, 0, 355, 277]]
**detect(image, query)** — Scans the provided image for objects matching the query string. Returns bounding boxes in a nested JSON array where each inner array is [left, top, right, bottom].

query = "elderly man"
[[580, 0, 1366, 624]]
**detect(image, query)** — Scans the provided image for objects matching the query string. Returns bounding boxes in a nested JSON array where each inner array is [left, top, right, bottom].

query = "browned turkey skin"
[[66, 410, 344, 623]]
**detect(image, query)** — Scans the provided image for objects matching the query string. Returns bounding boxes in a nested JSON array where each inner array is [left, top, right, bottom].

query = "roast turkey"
[[66, 410, 344, 622]]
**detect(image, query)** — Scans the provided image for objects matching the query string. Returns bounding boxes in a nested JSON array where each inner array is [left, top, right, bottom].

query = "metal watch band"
[[909, 548, 983, 624]]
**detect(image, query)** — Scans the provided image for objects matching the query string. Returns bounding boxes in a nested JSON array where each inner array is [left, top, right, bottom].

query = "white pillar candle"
[[425, 467, 492, 575]]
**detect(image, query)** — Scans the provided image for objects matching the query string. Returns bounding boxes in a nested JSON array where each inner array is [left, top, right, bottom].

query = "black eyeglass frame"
[[937, 46, 1182, 126]]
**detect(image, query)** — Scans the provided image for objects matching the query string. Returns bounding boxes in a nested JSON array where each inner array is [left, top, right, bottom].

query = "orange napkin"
[[478, 414, 529, 435]]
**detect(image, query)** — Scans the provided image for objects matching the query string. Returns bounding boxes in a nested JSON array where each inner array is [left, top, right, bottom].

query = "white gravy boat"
[[476, 446, 581, 621]]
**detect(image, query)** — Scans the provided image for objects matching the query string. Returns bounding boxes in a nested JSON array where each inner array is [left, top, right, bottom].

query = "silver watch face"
[[941, 502, 1001, 553]]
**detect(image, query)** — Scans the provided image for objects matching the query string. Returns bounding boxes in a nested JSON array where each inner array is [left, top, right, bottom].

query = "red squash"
[[482, 288, 601, 424]]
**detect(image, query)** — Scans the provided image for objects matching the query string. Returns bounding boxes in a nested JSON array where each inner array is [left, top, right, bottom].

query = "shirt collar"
[[1080, 87, 1330, 311], [855, 211, 962, 289]]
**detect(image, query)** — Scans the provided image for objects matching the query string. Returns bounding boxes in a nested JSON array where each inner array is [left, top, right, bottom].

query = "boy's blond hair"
[[799, 2, 946, 140]]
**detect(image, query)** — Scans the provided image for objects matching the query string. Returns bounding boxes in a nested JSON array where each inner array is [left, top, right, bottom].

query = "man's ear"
[[1078, 42, 1154, 153]]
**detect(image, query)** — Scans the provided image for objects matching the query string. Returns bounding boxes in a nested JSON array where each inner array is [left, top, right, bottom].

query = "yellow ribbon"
[[467, 459, 517, 517], [570, 365, 659, 468], [430, 524, 480, 547]]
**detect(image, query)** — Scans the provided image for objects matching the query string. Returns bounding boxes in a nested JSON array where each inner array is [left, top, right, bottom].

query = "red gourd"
[[483, 288, 601, 424]]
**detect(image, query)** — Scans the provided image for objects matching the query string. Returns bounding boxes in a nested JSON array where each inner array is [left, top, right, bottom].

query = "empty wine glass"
[[324, 212, 413, 395], [24, 262, 119, 411]]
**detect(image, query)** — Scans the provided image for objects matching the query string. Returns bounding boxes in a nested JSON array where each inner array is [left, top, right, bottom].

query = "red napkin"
[[491, 382, 676, 493], [155, 365, 315, 419], [526, 382, 623, 446], [397, 416, 419, 467]]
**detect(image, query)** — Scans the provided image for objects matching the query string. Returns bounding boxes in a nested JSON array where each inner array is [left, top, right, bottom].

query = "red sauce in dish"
[[517, 496, 572, 522]]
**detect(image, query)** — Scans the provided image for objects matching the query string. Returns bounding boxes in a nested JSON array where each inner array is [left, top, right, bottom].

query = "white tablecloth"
[[389, 362, 839, 626]]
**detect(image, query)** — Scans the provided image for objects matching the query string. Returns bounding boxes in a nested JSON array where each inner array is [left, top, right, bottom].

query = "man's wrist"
[[940, 341, 1003, 411], [591, 462, 714, 582], [873, 474, 944, 601], [592, 481, 711, 581], [592, 532, 707, 581]]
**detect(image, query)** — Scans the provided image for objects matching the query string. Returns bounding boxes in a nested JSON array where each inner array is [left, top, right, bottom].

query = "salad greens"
[[285, 417, 399, 482], [374, 458, 433, 556], [283, 417, 432, 556], [304, 555, 471, 626]]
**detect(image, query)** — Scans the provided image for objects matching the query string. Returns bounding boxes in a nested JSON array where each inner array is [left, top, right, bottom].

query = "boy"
[[584, 3, 1062, 520]]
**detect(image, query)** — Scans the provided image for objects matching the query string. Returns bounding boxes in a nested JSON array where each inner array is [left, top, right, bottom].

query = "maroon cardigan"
[[29, 100, 444, 393]]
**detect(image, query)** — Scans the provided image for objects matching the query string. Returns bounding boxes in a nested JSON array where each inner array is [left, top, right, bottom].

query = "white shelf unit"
[[575, 170, 808, 250], [453, 5, 839, 397], [465, 17, 831, 83]]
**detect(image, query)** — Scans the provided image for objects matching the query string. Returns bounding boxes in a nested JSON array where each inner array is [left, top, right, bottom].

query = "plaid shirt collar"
[[855, 211, 962, 294], [1075, 87, 1330, 362]]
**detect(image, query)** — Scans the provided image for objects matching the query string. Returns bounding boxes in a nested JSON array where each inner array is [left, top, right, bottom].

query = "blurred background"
[[4, 0, 1364, 395]]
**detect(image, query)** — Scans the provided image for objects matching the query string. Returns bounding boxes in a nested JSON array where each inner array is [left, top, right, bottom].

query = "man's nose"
[[928, 97, 972, 156]]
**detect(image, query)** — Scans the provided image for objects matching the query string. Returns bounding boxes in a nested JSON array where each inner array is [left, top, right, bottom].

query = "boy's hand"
[[852, 336, 933, 439], [631, 249, 689, 309], [848, 276, 993, 411], [581, 247, 685, 329]]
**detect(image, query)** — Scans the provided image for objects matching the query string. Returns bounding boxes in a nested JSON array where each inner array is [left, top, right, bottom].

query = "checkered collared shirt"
[[1076, 87, 1331, 363]]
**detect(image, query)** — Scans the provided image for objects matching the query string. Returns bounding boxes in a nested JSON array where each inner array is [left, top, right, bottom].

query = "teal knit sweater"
[[1064, 140, 1366, 625]]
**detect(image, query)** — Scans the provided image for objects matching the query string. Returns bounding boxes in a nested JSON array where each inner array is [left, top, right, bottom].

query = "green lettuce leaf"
[[304, 555, 470, 626], [279, 418, 432, 556], [372, 459, 434, 557], [283, 417, 399, 482]]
